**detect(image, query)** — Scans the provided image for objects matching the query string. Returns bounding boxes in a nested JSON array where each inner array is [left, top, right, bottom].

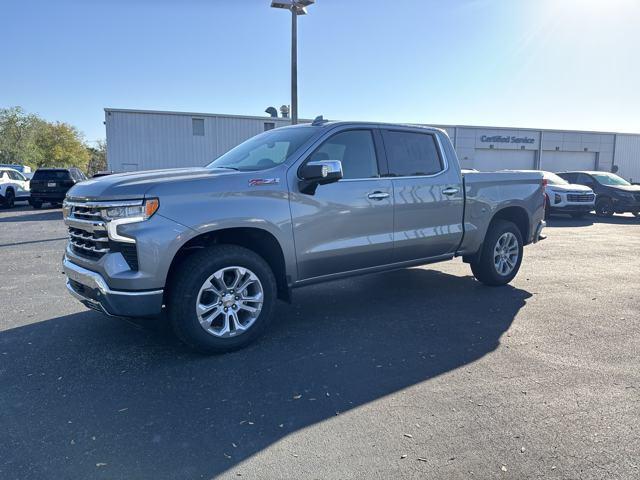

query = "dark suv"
[[557, 171, 640, 218], [29, 168, 87, 209]]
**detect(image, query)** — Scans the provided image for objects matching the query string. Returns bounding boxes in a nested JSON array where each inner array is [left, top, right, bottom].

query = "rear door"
[[381, 128, 464, 262], [290, 128, 395, 280]]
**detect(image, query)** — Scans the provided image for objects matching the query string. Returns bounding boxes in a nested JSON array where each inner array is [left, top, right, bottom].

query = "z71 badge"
[[249, 178, 280, 186]]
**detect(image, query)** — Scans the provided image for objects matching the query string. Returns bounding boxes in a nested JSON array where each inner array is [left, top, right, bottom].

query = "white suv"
[[505, 170, 596, 218], [0, 167, 31, 208]]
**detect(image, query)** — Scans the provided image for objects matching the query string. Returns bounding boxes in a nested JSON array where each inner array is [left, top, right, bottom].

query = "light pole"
[[270, 0, 315, 125]]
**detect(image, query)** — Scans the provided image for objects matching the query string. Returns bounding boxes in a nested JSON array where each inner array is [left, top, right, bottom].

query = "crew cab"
[[557, 171, 640, 217], [62, 121, 545, 353], [0, 167, 31, 208]]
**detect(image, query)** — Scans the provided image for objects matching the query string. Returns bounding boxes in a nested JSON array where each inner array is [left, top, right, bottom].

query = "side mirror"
[[299, 160, 343, 194]]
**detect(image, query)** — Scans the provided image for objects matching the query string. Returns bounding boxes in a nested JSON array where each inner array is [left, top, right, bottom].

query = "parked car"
[[0, 163, 32, 175], [506, 170, 595, 218], [557, 171, 640, 217], [62, 121, 545, 353], [0, 167, 31, 208], [29, 167, 87, 209]]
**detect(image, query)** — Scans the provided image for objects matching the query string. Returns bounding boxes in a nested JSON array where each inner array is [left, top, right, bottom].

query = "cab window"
[[382, 130, 443, 176], [308, 130, 379, 180]]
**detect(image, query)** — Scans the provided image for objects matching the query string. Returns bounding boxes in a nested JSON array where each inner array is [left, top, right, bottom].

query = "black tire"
[[30, 199, 43, 209], [2, 189, 15, 209], [470, 219, 524, 286], [168, 244, 277, 354], [595, 198, 614, 217]]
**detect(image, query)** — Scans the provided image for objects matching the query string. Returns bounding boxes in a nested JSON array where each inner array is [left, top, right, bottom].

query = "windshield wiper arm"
[[213, 166, 240, 171]]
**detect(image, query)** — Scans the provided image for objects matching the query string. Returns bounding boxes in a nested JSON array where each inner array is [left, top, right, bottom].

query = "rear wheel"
[[2, 189, 15, 209], [470, 219, 523, 286], [595, 198, 614, 217], [168, 245, 277, 354]]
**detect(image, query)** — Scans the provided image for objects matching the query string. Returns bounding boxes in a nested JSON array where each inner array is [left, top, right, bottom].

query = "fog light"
[[554, 194, 561, 204]]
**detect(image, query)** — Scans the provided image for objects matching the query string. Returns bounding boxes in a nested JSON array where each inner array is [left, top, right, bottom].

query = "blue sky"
[[2, 0, 639, 143]]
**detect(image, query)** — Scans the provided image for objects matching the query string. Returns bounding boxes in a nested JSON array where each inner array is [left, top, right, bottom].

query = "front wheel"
[[2, 190, 15, 209], [168, 245, 277, 354], [595, 198, 614, 217], [470, 219, 524, 286]]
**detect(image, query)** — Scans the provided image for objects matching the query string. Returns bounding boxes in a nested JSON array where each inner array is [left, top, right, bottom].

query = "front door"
[[290, 128, 395, 280], [380, 128, 464, 262]]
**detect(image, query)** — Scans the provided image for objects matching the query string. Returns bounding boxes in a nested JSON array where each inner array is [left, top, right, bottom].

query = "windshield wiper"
[[212, 166, 240, 171]]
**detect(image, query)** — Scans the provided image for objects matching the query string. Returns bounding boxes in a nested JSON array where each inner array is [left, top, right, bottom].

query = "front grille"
[[71, 204, 103, 220], [68, 226, 109, 260], [65, 201, 139, 270], [567, 193, 595, 203]]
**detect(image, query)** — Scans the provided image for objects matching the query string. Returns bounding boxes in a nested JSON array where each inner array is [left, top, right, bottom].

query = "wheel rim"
[[195, 266, 264, 338], [493, 232, 519, 276], [598, 202, 611, 216]]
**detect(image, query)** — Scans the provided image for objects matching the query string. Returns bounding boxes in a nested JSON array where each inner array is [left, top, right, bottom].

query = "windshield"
[[543, 172, 569, 185], [207, 127, 317, 171], [592, 172, 631, 186]]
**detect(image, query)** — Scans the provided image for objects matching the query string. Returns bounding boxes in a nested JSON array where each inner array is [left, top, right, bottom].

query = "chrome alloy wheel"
[[195, 266, 264, 338], [493, 232, 519, 276]]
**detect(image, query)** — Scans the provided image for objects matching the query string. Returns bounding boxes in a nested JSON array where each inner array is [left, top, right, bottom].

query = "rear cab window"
[[382, 130, 444, 176]]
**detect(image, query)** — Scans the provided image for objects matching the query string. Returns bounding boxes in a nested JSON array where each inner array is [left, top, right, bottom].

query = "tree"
[[87, 140, 107, 175], [0, 106, 42, 165], [0, 106, 92, 172], [32, 121, 90, 170]]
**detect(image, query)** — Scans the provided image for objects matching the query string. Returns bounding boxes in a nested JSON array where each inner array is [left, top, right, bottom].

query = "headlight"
[[102, 198, 159, 221], [62, 200, 72, 219]]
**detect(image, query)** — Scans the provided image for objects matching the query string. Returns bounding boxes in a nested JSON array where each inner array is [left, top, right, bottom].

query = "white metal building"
[[105, 108, 640, 182]]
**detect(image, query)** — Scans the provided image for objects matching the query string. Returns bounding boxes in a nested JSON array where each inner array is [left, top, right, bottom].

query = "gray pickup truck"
[[62, 120, 545, 353]]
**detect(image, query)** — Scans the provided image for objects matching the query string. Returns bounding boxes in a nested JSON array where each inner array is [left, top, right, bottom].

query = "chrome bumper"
[[63, 257, 164, 317]]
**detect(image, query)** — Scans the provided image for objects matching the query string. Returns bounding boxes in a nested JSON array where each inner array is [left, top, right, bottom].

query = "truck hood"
[[66, 167, 235, 200]]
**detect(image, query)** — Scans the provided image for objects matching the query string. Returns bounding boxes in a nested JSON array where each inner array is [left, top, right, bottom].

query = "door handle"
[[368, 191, 390, 200], [442, 187, 459, 196]]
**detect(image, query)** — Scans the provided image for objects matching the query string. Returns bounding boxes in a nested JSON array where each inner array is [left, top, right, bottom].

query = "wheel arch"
[[165, 226, 291, 304], [463, 205, 530, 264], [490, 206, 530, 244]]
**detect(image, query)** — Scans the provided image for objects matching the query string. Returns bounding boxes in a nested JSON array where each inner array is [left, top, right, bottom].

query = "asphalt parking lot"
[[1, 205, 639, 480]]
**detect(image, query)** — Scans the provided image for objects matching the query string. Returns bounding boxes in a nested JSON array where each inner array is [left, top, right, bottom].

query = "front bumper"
[[63, 256, 164, 317], [550, 204, 594, 213]]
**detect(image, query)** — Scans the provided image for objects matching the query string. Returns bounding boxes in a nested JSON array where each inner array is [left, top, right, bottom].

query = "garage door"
[[541, 151, 596, 171], [472, 149, 536, 172]]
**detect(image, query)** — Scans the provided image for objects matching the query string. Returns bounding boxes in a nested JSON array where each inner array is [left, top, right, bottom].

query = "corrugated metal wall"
[[105, 109, 639, 177], [106, 110, 291, 171], [614, 134, 640, 183]]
